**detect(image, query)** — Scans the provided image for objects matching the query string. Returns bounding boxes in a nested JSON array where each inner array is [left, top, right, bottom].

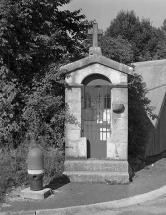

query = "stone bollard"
[[28, 147, 44, 191], [20, 147, 51, 200]]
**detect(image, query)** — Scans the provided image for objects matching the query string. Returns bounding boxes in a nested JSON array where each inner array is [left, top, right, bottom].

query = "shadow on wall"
[[147, 93, 166, 157], [87, 140, 90, 159], [129, 93, 166, 173]]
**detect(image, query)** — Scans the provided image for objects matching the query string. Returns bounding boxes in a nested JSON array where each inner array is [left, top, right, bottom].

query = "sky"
[[62, 0, 166, 32]]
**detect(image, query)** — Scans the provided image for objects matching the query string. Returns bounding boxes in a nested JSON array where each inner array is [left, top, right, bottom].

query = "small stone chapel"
[[61, 23, 133, 184]]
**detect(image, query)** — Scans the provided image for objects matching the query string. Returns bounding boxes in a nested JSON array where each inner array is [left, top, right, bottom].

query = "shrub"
[[0, 142, 64, 202]]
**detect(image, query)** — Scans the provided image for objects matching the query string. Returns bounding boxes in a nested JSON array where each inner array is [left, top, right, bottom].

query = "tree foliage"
[[100, 35, 134, 64], [105, 10, 166, 62], [0, 0, 90, 148]]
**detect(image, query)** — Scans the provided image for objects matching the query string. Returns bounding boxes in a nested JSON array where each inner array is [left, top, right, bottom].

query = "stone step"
[[64, 160, 128, 172], [64, 171, 129, 184]]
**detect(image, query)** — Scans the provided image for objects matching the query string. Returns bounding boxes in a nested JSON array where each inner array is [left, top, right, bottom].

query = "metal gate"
[[81, 85, 111, 159]]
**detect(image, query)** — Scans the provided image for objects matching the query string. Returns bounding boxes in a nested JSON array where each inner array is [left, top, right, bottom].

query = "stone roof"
[[133, 59, 166, 127], [61, 53, 133, 75]]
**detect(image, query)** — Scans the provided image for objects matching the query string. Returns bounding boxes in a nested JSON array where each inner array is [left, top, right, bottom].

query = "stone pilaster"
[[107, 87, 128, 160], [65, 87, 87, 159]]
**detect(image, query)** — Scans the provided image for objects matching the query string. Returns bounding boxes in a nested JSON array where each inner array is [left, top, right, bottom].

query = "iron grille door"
[[81, 85, 111, 159]]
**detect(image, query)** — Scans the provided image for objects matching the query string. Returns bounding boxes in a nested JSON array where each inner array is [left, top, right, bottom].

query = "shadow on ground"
[[44, 150, 166, 190], [45, 174, 70, 190], [129, 150, 166, 174]]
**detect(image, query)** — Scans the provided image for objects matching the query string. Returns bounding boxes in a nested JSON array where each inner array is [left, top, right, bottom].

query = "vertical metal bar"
[[106, 86, 107, 140], [81, 86, 84, 137], [91, 86, 92, 140], [97, 86, 99, 141], [102, 86, 104, 141], [96, 86, 98, 141]]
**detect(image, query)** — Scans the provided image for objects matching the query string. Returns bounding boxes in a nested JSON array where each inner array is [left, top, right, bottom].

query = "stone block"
[[67, 100, 81, 114], [112, 118, 128, 131], [20, 187, 51, 200], [112, 88, 128, 103], [110, 128, 128, 143], [120, 74, 127, 84], [107, 142, 118, 159], [65, 122, 81, 131], [64, 171, 129, 184], [65, 129, 80, 141], [65, 160, 128, 172], [77, 137, 87, 159], [65, 141, 78, 158], [117, 142, 128, 160], [65, 138, 87, 159], [65, 88, 81, 102]]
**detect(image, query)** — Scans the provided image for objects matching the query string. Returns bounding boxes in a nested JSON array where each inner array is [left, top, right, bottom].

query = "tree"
[[0, 0, 90, 148], [105, 10, 166, 62], [161, 19, 166, 34], [100, 35, 134, 65]]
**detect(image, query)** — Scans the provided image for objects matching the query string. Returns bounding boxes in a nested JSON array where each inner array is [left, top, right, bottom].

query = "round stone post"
[[28, 147, 44, 191], [21, 147, 51, 199]]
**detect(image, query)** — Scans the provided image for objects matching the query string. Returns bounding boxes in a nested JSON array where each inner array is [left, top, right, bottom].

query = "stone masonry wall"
[[65, 63, 128, 160]]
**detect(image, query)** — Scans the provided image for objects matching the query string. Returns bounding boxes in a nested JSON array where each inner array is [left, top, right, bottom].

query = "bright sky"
[[62, 0, 166, 32]]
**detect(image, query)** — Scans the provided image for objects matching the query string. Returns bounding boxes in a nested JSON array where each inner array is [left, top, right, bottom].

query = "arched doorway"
[[81, 74, 111, 159]]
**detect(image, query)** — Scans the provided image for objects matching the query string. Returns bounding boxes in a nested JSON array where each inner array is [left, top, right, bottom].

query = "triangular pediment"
[[61, 54, 133, 75]]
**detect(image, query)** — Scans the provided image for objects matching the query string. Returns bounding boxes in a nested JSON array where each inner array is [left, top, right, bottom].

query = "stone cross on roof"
[[88, 23, 103, 47], [88, 22, 103, 55]]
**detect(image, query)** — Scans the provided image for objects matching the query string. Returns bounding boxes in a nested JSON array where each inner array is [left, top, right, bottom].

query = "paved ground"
[[79, 195, 166, 215], [1, 153, 166, 214]]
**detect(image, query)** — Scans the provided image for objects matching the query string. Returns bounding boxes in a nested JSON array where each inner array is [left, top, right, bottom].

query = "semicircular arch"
[[81, 73, 111, 86]]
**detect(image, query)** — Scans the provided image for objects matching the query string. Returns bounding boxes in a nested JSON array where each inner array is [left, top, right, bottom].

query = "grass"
[[0, 143, 65, 202]]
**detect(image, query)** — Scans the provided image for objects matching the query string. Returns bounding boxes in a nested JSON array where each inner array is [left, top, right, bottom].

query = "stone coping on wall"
[[60, 54, 133, 75]]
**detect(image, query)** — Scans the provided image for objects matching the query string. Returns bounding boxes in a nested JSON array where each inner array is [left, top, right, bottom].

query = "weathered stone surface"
[[65, 129, 80, 141], [65, 88, 81, 102], [20, 187, 51, 200], [120, 73, 127, 84], [117, 142, 128, 160], [65, 141, 79, 158], [112, 88, 128, 103], [65, 138, 87, 159], [107, 142, 118, 159], [88, 23, 103, 49], [61, 53, 133, 76], [67, 100, 81, 114], [64, 160, 128, 172], [64, 171, 129, 184], [112, 118, 128, 131], [77, 137, 87, 159], [65, 122, 81, 130], [89, 47, 102, 55], [66, 64, 123, 85], [109, 128, 128, 143]]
